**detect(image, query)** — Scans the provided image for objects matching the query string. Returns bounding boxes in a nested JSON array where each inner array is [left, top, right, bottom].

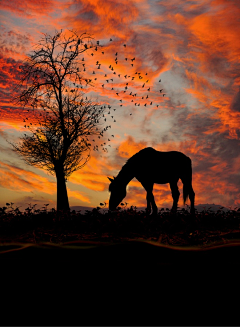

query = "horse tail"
[[182, 156, 193, 205]]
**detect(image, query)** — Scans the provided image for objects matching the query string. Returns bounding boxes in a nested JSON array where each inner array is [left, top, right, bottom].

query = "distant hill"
[[70, 204, 233, 213]]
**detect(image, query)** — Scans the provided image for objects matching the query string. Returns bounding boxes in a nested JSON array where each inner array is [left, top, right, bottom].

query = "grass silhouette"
[[0, 202, 239, 246], [1, 202, 240, 326]]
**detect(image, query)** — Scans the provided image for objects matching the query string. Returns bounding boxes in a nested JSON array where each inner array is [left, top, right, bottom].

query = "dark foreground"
[[1, 206, 240, 325]]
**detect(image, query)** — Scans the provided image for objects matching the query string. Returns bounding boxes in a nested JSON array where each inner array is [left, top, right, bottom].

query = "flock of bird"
[[22, 38, 166, 155], [80, 38, 166, 153]]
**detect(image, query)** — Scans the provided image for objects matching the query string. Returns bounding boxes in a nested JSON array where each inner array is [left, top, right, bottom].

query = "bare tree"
[[11, 30, 107, 211]]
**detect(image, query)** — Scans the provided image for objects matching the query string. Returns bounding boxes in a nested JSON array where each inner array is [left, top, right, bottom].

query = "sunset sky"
[[0, 0, 240, 211]]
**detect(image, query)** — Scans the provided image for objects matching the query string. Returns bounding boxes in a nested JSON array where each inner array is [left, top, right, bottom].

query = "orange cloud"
[[0, 0, 55, 17], [0, 161, 55, 193], [67, 189, 91, 203]]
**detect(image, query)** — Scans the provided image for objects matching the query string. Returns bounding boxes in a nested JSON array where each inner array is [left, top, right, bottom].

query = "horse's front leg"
[[146, 192, 152, 214], [142, 181, 157, 215], [146, 191, 158, 215]]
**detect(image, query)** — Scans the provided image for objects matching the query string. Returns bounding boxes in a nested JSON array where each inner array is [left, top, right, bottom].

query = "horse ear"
[[108, 177, 114, 182]]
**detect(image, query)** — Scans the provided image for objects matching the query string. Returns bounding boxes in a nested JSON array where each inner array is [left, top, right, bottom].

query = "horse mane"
[[122, 150, 140, 169], [120, 148, 151, 172]]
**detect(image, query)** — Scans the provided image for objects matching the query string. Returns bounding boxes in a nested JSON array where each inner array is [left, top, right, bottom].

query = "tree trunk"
[[56, 168, 70, 212]]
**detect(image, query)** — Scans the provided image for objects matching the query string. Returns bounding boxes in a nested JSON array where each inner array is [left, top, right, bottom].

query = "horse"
[[108, 147, 195, 215]]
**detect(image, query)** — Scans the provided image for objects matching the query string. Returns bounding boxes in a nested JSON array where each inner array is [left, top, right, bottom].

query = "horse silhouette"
[[108, 147, 195, 214]]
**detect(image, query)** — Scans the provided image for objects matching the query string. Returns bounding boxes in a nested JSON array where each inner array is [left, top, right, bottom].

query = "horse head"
[[108, 176, 126, 210]]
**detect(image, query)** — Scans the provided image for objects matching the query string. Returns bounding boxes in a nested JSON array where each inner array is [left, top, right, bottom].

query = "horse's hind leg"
[[189, 185, 195, 215], [170, 180, 180, 212]]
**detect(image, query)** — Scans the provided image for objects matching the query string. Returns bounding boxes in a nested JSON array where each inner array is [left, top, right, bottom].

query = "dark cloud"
[[0, 28, 31, 56], [129, 31, 168, 73], [231, 87, 240, 112]]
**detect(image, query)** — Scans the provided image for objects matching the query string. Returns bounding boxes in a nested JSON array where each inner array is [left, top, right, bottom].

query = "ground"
[[1, 206, 240, 325]]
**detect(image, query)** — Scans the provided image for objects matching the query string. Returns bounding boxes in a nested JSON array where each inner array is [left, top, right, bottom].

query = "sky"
[[0, 0, 240, 211]]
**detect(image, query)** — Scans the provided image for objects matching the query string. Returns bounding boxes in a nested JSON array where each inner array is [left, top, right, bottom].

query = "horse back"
[[129, 147, 192, 183]]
